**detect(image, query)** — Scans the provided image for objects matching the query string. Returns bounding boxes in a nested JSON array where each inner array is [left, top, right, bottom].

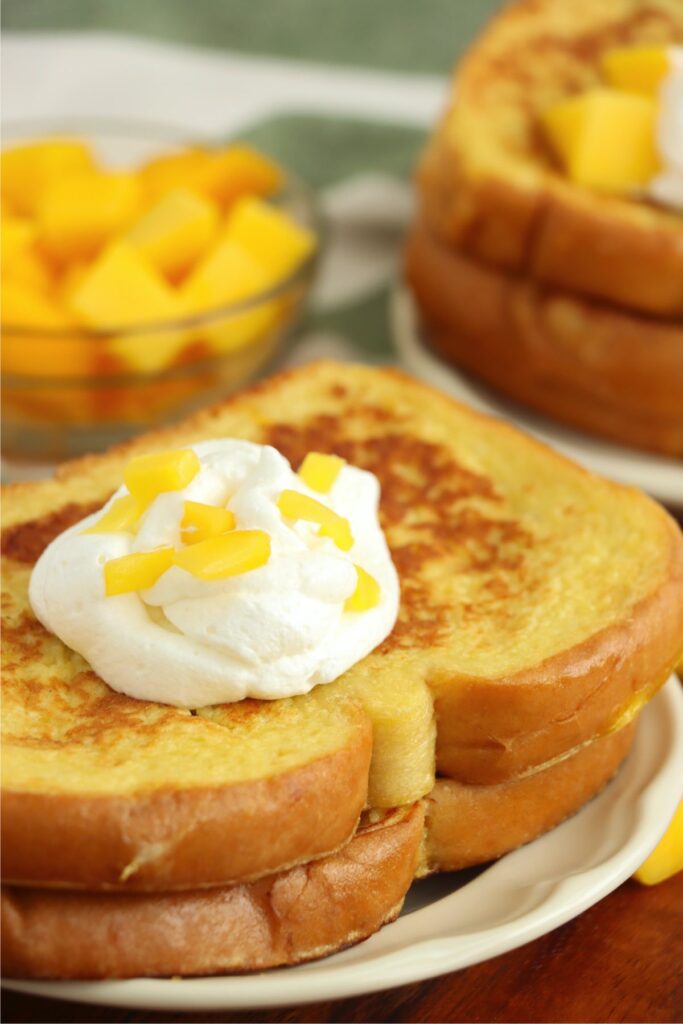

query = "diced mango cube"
[[298, 452, 346, 493], [123, 448, 200, 508], [208, 145, 283, 207], [277, 489, 354, 551], [318, 516, 354, 551], [140, 145, 283, 209], [1, 139, 94, 215], [173, 529, 270, 579], [181, 500, 236, 544], [181, 237, 277, 353], [104, 547, 174, 596], [140, 148, 223, 202], [125, 188, 218, 279], [542, 89, 660, 192], [2, 215, 36, 262], [83, 495, 143, 535], [69, 242, 185, 372], [633, 799, 683, 885], [38, 171, 141, 262], [602, 46, 671, 97], [345, 565, 381, 612], [223, 197, 316, 280], [1, 279, 90, 378], [2, 215, 53, 292]]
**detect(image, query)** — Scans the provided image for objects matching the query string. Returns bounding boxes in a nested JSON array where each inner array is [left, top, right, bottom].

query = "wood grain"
[[3, 873, 682, 1023]]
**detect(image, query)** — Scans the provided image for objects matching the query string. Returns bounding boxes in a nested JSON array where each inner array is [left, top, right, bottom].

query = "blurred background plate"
[[392, 287, 683, 508]]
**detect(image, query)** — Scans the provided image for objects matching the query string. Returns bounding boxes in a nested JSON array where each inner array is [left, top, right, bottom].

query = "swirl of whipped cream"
[[29, 440, 399, 708], [649, 46, 683, 211]]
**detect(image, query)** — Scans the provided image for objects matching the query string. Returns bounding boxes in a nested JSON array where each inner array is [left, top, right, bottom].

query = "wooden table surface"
[[4, 871, 682, 1024]]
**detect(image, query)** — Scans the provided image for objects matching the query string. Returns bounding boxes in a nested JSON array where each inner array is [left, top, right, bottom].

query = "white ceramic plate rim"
[[4, 677, 682, 1012], [391, 287, 683, 505]]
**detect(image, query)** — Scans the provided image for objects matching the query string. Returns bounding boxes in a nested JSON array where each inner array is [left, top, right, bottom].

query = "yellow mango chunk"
[[542, 89, 660, 192], [125, 188, 218, 279], [181, 501, 236, 544], [69, 242, 185, 372], [181, 237, 277, 353], [602, 46, 671, 97], [140, 145, 283, 209], [2, 216, 53, 291], [123, 448, 200, 508], [173, 529, 270, 579], [345, 565, 381, 612], [223, 197, 316, 281], [209, 145, 283, 207], [83, 495, 143, 535], [140, 148, 223, 202], [1, 139, 94, 215], [277, 489, 354, 551], [104, 547, 174, 596], [633, 799, 683, 885], [38, 171, 141, 262], [1, 279, 90, 378], [298, 452, 346, 493]]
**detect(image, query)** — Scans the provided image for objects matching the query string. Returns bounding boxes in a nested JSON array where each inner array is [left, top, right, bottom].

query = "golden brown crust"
[[433, 515, 683, 784], [1, 725, 372, 891], [419, 0, 683, 317], [1, 804, 424, 980], [423, 722, 636, 873], [406, 219, 683, 456]]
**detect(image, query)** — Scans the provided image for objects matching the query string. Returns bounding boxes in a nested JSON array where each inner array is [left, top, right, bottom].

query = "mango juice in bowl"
[[1, 122, 321, 467]]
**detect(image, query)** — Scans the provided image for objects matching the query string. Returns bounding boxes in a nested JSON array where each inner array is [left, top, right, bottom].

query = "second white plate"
[[4, 677, 682, 1013], [391, 287, 683, 507]]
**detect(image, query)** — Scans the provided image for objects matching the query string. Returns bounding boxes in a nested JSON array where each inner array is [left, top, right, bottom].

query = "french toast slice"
[[2, 362, 682, 892], [1, 804, 423, 979], [406, 218, 683, 456], [418, 0, 683, 317], [422, 723, 635, 875]]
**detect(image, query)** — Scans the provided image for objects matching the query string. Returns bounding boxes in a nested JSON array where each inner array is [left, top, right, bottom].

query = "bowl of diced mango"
[[1, 122, 320, 466]]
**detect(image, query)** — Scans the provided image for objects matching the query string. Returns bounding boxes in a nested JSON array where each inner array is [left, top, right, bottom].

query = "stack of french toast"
[[407, 0, 683, 457], [3, 361, 683, 978]]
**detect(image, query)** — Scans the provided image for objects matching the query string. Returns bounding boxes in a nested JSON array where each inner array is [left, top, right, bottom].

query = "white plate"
[[4, 677, 682, 1012], [391, 288, 683, 507]]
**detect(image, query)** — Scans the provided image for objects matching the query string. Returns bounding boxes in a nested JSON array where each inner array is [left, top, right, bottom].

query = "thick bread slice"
[[422, 722, 635, 875], [2, 362, 682, 894], [418, 0, 683, 317], [406, 220, 683, 456], [1, 804, 423, 979]]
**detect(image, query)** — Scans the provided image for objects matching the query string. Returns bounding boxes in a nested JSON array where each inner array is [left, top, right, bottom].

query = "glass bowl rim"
[[1, 117, 323, 339]]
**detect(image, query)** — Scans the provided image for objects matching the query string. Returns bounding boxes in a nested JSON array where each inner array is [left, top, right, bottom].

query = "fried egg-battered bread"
[[418, 0, 683, 316], [2, 362, 682, 892]]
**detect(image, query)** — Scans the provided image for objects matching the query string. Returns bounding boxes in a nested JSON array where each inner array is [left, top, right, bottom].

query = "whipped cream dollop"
[[29, 440, 399, 707], [649, 46, 683, 211]]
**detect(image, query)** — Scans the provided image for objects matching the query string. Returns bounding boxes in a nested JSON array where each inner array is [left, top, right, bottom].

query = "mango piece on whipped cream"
[[602, 46, 670, 97], [83, 495, 142, 535], [277, 489, 354, 551], [104, 547, 174, 596], [181, 501, 236, 544], [173, 530, 270, 580], [124, 449, 200, 508], [345, 565, 381, 612], [633, 799, 683, 885], [298, 452, 345, 493]]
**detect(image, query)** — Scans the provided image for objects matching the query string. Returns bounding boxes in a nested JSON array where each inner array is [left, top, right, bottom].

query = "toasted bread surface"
[[2, 362, 682, 891], [1, 803, 423, 979], [406, 219, 683, 456], [422, 721, 635, 874], [418, 0, 683, 316]]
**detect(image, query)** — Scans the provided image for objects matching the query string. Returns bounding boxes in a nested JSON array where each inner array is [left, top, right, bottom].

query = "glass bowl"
[[1, 120, 322, 467]]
